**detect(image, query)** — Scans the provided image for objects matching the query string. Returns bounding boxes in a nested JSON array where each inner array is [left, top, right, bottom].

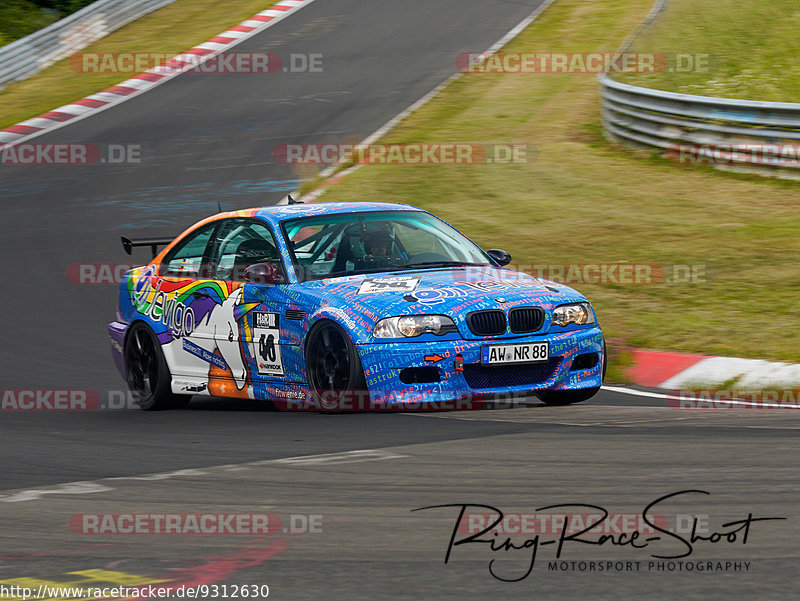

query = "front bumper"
[[357, 326, 604, 405]]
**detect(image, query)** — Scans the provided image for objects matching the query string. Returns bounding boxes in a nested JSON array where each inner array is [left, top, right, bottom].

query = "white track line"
[[270, 449, 408, 465], [603, 385, 800, 409], [401, 384, 800, 413], [0, 449, 407, 502], [601, 385, 667, 399]]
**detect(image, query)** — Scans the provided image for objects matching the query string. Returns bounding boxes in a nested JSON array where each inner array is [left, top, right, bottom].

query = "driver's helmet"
[[344, 222, 396, 259], [363, 229, 394, 256]]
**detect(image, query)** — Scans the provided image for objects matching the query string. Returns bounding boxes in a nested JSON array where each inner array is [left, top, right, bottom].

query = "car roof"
[[154, 202, 428, 263], [218, 202, 426, 227]]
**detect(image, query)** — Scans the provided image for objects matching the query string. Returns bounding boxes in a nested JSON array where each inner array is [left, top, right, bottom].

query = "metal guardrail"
[[0, 0, 177, 89], [599, 0, 800, 178], [600, 74, 800, 177]]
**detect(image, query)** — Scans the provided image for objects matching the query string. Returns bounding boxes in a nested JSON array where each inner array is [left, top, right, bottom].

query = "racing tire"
[[125, 322, 191, 411], [305, 320, 369, 412]]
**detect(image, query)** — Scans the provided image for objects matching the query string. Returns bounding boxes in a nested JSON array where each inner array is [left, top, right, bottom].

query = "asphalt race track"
[[1, 401, 798, 599], [0, 1, 798, 600]]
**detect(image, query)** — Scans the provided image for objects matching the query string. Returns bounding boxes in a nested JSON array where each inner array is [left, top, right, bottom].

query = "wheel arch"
[[304, 308, 368, 348], [303, 317, 368, 403], [123, 318, 179, 377], [303, 316, 357, 359]]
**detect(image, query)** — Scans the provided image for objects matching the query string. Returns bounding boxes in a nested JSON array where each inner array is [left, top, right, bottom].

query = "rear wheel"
[[305, 321, 368, 411], [125, 323, 191, 410]]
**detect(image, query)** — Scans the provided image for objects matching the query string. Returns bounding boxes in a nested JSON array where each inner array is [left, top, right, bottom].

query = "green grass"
[[310, 0, 800, 369], [617, 0, 800, 101], [0, 2, 101, 47], [0, 0, 278, 129], [0, 1, 59, 46]]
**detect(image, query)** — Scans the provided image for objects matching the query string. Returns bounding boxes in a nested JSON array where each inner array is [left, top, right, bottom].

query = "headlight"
[[552, 302, 595, 327], [373, 315, 457, 338]]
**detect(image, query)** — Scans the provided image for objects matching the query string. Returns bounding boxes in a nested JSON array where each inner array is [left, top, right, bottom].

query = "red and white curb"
[[626, 349, 800, 390], [0, 0, 316, 147]]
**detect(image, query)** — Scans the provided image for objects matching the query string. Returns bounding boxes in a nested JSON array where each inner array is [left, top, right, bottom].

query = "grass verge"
[[1, 1, 59, 46], [0, 0, 278, 129], [617, 0, 800, 101], [310, 0, 800, 368]]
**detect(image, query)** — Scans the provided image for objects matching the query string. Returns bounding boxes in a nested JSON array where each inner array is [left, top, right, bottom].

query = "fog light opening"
[[399, 366, 441, 384], [570, 352, 599, 371]]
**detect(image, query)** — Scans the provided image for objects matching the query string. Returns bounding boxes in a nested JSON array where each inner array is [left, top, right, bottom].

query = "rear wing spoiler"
[[121, 236, 174, 258]]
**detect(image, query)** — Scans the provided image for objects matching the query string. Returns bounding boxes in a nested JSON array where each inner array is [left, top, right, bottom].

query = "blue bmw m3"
[[109, 201, 605, 410]]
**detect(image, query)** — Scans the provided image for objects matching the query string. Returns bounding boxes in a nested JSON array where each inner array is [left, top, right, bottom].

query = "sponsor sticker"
[[182, 339, 227, 370], [357, 276, 420, 295], [252, 312, 284, 376], [405, 286, 469, 305]]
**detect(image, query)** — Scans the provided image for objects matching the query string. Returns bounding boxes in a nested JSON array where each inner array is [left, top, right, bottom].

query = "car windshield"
[[281, 210, 494, 282]]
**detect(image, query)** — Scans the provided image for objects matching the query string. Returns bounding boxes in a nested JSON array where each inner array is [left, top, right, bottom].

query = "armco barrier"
[[599, 0, 800, 178], [0, 0, 177, 89], [600, 73, 800, 177]]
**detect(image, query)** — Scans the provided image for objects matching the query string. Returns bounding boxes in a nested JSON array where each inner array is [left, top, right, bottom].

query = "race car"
[[108, 201, 605, 410]]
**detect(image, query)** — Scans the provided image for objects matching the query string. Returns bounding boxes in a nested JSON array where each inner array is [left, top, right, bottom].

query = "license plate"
[[481, 341, 549, 365]]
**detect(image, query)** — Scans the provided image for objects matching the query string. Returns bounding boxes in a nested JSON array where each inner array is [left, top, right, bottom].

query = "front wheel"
[[305, 320, 368, 411], [125, 323, 191, 410]]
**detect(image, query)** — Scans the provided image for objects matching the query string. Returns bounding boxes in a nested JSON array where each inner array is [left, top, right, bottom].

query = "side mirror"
[[487, 248, 512, 266], [243, 262, 284, 286]]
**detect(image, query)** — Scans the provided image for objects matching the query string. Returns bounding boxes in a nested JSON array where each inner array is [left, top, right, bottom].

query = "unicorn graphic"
[[165, 287, 257, 390]]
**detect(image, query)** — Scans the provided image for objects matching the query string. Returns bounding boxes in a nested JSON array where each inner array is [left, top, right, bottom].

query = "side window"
[[160, 222, 217, 278], [210, 220, 282, 282], [288, 223, 343, 279]]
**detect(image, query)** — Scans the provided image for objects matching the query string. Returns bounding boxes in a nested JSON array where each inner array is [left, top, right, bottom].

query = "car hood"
[[297, 266, 589, 339]]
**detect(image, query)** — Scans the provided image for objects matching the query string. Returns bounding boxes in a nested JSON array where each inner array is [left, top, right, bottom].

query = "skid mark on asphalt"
[[0, 449, 407, 502]]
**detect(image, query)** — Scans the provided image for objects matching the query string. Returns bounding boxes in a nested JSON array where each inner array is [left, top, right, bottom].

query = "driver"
[[352, 228, 401, 270], [363, 229, 394, 258]]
